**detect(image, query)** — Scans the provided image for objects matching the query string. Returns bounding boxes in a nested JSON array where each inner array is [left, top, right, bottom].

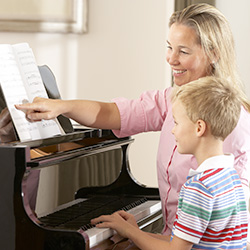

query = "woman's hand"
[[15, 97, 64, 122], [15, 97, 121, 130]]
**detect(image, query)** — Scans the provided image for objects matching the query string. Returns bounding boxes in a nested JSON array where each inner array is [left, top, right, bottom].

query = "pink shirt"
[[112, 87, 250, 236]]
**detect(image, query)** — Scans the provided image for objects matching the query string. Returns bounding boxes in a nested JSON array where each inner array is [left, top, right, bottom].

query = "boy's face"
[[172, 100, 198, 155]]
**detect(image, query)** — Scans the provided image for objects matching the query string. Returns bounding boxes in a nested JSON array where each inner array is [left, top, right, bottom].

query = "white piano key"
[[84, 200, 161, 248]]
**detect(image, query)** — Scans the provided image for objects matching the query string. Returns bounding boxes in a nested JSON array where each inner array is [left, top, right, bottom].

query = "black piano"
[[0, 128, 163, 250]]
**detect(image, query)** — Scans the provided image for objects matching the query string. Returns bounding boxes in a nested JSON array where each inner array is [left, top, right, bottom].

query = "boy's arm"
[[127, 228, 193, 250], [91, 211, 193, 250]]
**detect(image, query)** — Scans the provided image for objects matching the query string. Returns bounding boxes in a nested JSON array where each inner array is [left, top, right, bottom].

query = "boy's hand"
[[91, 210, 138, 238]]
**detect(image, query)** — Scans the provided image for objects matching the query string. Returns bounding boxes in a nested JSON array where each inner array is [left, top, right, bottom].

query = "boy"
[[91, 76, 248, 249]]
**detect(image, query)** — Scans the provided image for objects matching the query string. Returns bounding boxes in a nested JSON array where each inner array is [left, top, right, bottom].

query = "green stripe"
[[179, 200, 211, 221], [210, 201, 247, 220], [179, 200, 247, 221]]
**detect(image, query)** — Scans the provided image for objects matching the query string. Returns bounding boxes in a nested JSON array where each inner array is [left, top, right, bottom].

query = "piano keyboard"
[[84, 200, 161, 248], [38, 196, 162, 248]]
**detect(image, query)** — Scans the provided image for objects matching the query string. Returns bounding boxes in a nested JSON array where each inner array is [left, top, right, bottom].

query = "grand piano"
[[1, 128, 163, 250], [0, 66, 163, 250]]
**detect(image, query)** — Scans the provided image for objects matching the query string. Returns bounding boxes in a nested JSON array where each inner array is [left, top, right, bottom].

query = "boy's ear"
[[196, 119, 206, 137]]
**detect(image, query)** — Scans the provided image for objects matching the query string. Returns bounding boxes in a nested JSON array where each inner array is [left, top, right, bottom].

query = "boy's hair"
[[172, 76, 241, 140]]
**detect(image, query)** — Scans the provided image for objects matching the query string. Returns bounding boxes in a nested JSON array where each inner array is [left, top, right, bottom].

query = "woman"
[[16, 3, 250, 246]]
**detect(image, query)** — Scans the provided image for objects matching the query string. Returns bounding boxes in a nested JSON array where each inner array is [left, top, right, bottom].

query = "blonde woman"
[[16, 3, 250, 248]]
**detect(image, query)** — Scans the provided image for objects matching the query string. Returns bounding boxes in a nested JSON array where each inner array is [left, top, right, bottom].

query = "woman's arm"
[[15, 97, 121, 130]]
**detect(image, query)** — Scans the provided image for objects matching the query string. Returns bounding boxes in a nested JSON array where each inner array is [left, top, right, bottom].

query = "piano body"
[[0, 128, 163, 250]]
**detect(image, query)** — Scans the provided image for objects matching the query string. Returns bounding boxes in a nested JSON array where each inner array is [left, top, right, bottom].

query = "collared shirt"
[[172, 154, 248, 249], [188, 154, 235, 177], [112, 87, 250, 237]]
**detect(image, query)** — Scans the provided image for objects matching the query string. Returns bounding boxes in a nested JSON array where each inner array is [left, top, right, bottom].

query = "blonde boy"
[[170, 76, 248, 248], [92, 76, 248, 250]]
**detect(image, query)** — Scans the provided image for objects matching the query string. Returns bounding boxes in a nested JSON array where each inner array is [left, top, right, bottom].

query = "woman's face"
[[166, 23, 212, 86]]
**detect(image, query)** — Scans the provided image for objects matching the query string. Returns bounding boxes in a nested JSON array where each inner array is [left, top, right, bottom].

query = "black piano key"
[[39, 196, 117, 226]]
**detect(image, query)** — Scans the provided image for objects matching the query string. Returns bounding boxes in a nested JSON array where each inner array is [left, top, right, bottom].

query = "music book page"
[[0, 43, 64, 142]]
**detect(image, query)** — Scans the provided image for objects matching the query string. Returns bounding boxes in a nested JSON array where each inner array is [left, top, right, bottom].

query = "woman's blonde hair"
[[172, 76, 241, 140], [169, 3, 250, 112]]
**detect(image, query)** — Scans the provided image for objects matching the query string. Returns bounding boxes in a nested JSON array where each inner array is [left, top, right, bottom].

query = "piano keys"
[[39, 196, 161, 248], [0, 128, 163, 250]]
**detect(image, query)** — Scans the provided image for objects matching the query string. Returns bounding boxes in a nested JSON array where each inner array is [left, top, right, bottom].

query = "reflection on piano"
[[0, 128, 163, 250]]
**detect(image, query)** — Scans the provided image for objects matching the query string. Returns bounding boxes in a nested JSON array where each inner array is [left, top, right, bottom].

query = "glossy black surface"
[[0, 129, 160, 250]]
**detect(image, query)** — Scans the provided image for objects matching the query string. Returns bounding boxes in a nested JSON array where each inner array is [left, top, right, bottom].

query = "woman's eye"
[[180, 50, 189, 55]]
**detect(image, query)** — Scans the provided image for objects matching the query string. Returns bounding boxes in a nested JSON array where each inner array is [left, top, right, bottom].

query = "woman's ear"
[[196, 119, 207, 137], [210, 49, 219, 65]]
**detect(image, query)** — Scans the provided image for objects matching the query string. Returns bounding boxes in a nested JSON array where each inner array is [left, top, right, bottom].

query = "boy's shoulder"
[[185, 167, 241, 195]]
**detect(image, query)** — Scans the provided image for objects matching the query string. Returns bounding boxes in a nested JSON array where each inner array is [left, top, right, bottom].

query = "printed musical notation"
[[0, 43, 63, 142]]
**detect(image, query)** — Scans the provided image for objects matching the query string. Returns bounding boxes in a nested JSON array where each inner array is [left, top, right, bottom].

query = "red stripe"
[[199, 168, 223, 181], [201, 234, 247, 243], [175, 222, 248, 242], [184, 185, 213, 198], [164, 145, 177, 230], [175, 222, 203, 236], [204, 224, 248, 237]]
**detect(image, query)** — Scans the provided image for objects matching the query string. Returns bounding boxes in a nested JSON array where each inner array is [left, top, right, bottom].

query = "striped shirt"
[[172, 154, 248, 249]]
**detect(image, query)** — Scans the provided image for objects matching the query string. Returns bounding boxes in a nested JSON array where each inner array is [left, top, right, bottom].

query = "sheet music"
[[0, 43, 63, 142]]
